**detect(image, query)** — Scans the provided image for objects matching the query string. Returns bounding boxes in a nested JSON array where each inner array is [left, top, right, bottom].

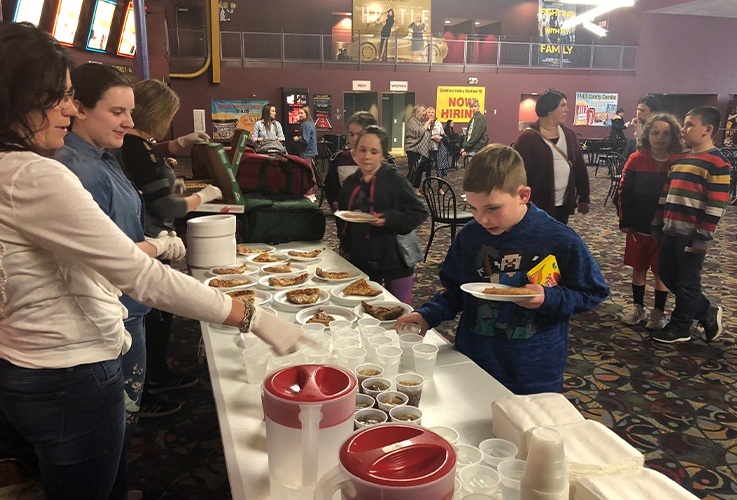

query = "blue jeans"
[[110, 315, 147, 499], [0, 356, 125, 499], [658, 234, 711, 332]]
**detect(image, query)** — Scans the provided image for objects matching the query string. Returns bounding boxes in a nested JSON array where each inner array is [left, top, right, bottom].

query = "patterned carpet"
[[130, 158, 737, 499]]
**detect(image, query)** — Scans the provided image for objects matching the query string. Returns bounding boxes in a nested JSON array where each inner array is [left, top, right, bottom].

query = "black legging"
[[406, 151, 431, 189]]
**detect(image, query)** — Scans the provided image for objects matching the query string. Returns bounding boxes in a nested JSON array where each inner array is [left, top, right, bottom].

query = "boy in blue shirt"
[[396, 145, 609, 394]]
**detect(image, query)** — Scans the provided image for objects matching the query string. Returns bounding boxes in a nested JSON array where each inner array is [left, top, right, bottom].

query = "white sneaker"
[[646, 308, 668, 331], [621, 304, 647, 325]]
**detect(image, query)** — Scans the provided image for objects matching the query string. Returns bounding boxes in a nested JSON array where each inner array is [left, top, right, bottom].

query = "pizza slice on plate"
[[226, 289, 256, 303], [306, 308, 335, 326], [316, 267, 351, 280], [208, 278, 251, 288], [269, 273, 309, 287], [212, 263, 249, 275], [285, 288, 321, 305], [254, 253, 279, 262], [264, 263, 292, 273], [237, 244, 266, 254], [482, 286, 537, 296], [361, 301, 405, 321], [343, 278, 382, 297], [288, 249, 321, 258]]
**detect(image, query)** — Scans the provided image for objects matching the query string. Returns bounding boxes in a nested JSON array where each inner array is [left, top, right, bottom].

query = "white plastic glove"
[[161, 231, 186, 260], [196, 184, 222, 204], [173, 178, 186, 194], [249, 305, 311, 355], [176, 131, 210, 149]]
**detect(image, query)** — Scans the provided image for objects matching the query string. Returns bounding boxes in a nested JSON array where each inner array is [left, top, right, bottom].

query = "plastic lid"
[[263, 364, 357, 428], [340, 424, 456, 487]]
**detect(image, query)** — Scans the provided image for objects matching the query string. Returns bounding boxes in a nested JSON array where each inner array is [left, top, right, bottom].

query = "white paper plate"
[[260, 263, 308, 275], [209, 323, 240, 334], [334, 210, 378, 223], [225, 289, 272, 306], [353, 301, 413, 326], [294, 305, 357, 326], [330, 280, 385, 306], [313, 267, 363, 283], [257, 273, 312, 290], [460, 282, 541, 302], [207, 263, 260, 277], [236, 244, 275, 256], [281, 248, 325, 262], [273, 287, 329, 310], [204, 275, 257, 291], [246, 252, 290, 266]]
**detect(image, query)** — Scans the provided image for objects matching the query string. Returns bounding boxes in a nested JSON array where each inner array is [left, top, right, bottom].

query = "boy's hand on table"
[[516, 284, 545, 310], [395, 312, 429, 335]]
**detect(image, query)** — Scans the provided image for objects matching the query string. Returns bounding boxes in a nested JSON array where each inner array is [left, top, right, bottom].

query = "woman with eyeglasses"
[[0, 23, 307, 499]]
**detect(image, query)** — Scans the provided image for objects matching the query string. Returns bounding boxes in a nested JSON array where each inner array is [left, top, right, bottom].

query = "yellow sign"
[[435, 86, 486, 123]]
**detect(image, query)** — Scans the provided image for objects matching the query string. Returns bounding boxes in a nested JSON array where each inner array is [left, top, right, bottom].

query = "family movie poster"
[[537, 1, 576, 67]]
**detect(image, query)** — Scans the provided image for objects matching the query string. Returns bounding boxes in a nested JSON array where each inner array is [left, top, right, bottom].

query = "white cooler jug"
[[186, 214, 236, 268]]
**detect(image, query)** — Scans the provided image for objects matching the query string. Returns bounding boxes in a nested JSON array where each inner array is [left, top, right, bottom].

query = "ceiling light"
[[583, 21, 608, 36], [475, 21, 480, 25], [445, 20, 451, 24], [561, 0, 635, 30]]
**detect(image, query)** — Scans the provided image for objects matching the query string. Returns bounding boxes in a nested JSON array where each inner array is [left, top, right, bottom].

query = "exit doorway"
[[344, 92, 379, 137], [381, 92, 415, 155]]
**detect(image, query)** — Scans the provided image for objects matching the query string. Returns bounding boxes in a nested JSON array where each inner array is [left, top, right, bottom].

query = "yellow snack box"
[[527, 255, 560, 287]]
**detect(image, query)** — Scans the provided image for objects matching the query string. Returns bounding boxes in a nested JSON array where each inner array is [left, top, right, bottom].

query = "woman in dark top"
[[514, 88, 590, 225], [378, 9, 395, 61], [338, 126, 427, 305]]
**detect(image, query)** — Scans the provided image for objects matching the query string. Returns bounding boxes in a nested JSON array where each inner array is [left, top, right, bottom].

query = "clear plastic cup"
[[395, 372, 424, 407], [359, 325, 386, 348], [412, 343, 439, 379], [376, 391, 409, 413], [354, 363, 384, 390], [497, 459, 526, 500], [366, 335, 393, 362], [361, 376, 391, 399], [455, 444, 483, 471], [375, 345, 402, 380], [398, 334, 424, 372], [520, 427, 568, 498], [459, 464, 500, 495], [428, 425, 460, 446], [479, 438, 518, 469], [242, 346, 270, 384], [388, 405, 422, 426], [301, 323, 326, 335], [334, 327, 360, 341], [339, 346, 366, 371], [397, 322, 422, 335], [305, 331, 332, 352], [303, 346, 331, 364], [334, 337, 360, 351], [328, 319, 352, 332], [354, 407, 387, 430], [357, 317, 381, 329]]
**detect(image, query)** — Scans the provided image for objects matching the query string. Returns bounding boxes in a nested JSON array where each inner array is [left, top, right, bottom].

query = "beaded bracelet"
[[239, 300, 255, 334]]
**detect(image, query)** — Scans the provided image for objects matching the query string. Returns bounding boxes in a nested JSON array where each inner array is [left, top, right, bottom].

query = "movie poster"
[[435, 86, 486, 124], [211, 100, 269, 140], [352, 0, 431, 36], [573, 92, 618, 127], [537, 1, 576, 67], [313, 94, 333, 131]]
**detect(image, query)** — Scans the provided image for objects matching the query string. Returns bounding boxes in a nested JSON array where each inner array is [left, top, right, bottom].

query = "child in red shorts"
[[617, 113, 684, 330]]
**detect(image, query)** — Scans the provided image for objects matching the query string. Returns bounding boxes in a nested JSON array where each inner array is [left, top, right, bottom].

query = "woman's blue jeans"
[[0, 356, 125, 499]]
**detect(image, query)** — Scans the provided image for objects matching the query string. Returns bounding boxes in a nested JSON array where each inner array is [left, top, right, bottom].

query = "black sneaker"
[[701, 305, 723, 342], [146, 373, 198, 394], [138, 396, 182, 418], [651, 325, 691, 343]]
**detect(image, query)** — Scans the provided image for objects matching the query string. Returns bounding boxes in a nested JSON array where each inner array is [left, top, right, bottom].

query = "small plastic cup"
[[397, 322, 422, 335], [328, 319, 352, 332], [497, 459, 526, 500], [238, 332, 259, 350], [479, 438, 519, 469], [521, 427, 568, 497], [305, 331, 332, 352], [388, 405, 422, 425], [333, 327, 360, 342], [303, 346, 331, 364], [395, 372, 424, 407], [455, 444, 483, 471], [412, 343, 439, 379], [355, 363, 384, 390], [355, 393, 376, 411], [375, 345, 402, 380], [361, 376, 391, 399], [301, 323, 326, 335], [459, 464, 500, 495], [359, 325, 386, 348], [357, 317, 381, 329], [428, 425, 460, 446], [339, 346, 366, 371], [354, 407, 387, 430], [242, 346, 270, 384], [398, 334, 424, 371], [366, 335, 393, 362], [376, 391, 409, 413], [334, 337, 360, 350]]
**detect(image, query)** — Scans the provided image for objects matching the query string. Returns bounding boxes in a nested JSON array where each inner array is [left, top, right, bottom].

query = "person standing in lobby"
[[293, 105, 318, 161], [404, 104, 431, 195], [514, 88, 590, 224], [622, 94, 661, 159], [460, 98, 487, 160]]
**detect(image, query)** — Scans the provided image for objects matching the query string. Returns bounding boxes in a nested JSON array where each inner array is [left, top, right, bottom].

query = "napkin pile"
[[491, 392, 584, 459], [574, 467, 699, 500]]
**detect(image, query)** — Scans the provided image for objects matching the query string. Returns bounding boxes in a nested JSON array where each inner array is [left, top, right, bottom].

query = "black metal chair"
[[421, 177, 474, 261], [604, 152, 626, 207]]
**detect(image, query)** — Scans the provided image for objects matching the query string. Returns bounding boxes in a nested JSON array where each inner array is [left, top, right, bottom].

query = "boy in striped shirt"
[[651, 106, 730, 343]]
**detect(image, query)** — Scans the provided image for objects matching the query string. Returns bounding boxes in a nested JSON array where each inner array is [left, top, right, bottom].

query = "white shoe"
[[621, 304, 647, 325], [646, 308, 668, 331]]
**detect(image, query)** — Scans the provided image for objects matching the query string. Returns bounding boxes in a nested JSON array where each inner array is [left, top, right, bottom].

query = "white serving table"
[[192, 242, 512, 500]]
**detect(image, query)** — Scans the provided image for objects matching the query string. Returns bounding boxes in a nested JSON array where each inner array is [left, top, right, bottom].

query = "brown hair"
[[300, 105, 313, 122], [131, 79, 180, 135], [463, 144, 527, 195], [637, 112, 684, 153]]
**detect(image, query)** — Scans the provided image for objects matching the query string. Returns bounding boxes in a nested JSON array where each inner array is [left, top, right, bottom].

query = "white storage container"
[[186, 214, 236, 268]]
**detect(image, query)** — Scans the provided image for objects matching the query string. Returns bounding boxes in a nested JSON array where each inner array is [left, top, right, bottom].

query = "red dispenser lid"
[[263, 364, 357, 428], [339, 424, 456, 487]]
